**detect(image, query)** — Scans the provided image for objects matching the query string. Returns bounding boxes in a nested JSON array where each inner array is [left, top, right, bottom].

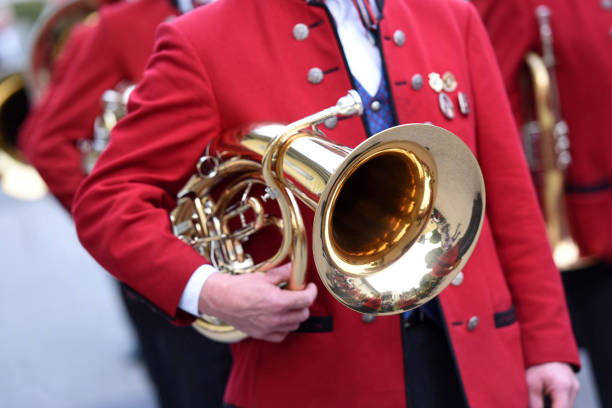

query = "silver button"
[[602, 0, 612, 10], [411, 74, 423, 90], [362, 313, 377, 324], [324, 116, 338, 129], [370, 100, 381, 112], [393, 30, 406, 46], [467, 316, 479, 331], [307, 67, 324, 84], [293, 23, 309, 41], [451, 271, 464, 286]]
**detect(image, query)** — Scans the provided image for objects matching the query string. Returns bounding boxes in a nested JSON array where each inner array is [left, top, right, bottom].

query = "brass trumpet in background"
[[0, 0, 99, 200], [521, 5, 591, 270]]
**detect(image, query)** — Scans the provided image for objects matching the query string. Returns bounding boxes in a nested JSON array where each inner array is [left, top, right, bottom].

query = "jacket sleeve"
[[72, 22, 220, 321], [22, 12, 123, 211], [465, 6, 579, 369]]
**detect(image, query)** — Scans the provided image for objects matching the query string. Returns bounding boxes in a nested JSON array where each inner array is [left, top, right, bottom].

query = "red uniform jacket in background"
[[20, 0, 178, 211], [473, 0, 612, 263], [18, 21, 94, 156], [73, 0, 580, 407]]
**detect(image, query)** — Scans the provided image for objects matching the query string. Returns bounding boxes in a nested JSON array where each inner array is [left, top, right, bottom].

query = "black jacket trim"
[[494, 306, 517, 328], [566, 180, 611, 194], [296, 316, 333, 333]]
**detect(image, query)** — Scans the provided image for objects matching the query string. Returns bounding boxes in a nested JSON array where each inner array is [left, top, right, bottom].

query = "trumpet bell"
[[314, 124, 485, 315]]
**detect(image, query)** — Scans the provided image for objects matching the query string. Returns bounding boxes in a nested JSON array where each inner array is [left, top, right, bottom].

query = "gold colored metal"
[[171, 91, 486, 341], [81, 82, 135, 173], [26, 0, 99, 100], [0, 0, 98, 200], [522, 6, 593, 270], [0, 73, 28, 161], [0, 73, 47, 200]]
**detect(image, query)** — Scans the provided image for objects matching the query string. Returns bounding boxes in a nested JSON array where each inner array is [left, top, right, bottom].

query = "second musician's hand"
[[198, 263, 317, 342]]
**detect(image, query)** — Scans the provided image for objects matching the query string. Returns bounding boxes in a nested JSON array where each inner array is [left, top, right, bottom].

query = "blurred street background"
[[0, 189, 156, 408]]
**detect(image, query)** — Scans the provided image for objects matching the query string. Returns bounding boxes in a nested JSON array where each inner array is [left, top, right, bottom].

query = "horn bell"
[[313, 124, 485, 315]]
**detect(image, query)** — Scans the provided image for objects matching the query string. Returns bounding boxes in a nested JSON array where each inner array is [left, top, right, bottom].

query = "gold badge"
[[442, 72, 457, 93], [428, 73, 443, 93]]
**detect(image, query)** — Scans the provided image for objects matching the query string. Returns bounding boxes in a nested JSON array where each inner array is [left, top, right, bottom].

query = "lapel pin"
[[442, 72, 457, 93], [438, 92, 455, 120], [458, 92, 470, 116]]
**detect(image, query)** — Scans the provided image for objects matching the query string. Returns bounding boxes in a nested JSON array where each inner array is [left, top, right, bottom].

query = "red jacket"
[[21, 0, 178, 211], [72, 0, 580, 407], [473, 0, 612, 262]]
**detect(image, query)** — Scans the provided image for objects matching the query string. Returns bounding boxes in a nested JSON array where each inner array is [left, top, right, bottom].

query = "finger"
[[569, 379, 580, 406], [260, 331, 290, 343], [528, 384, 544, 408], [264, 263, 292, 285], [277, 282, 317, 310], [271, 308, 310, 329], [550, 386, 572, 408]]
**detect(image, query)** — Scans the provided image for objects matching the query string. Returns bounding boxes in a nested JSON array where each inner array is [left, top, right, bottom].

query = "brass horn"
[[0, 72, 47, 201], [81, 82, 135, 174], [521, 6, 592, 270], [26, 0, 99, 101], [0, 73, 29, 161], [0, 0, 98, 200], [171, 91, 486, 342]]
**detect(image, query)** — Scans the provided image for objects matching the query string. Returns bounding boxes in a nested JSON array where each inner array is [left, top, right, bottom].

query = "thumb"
[[264, 263, 292, 285]]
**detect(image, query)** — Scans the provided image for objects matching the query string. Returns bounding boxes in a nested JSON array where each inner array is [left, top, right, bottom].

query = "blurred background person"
[[1, 0, 231, 407], [13, 0, 232, 407], [1, 1, 156, 407], [472, 0, 612, 406]]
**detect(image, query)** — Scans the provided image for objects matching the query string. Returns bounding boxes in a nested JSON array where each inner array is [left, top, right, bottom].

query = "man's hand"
[[198, 263, 317, 342], [526, 362, 580, 408]]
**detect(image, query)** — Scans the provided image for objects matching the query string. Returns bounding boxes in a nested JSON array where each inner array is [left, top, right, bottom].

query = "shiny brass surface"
[[26, 0, 98, 100], [171, 91, 486, 341], [314, 124, 485, 314], [81, 82, 135, 173], [0, 73, 28, 160], [522, 6, 593, 270], [0, 73, 47, 200]]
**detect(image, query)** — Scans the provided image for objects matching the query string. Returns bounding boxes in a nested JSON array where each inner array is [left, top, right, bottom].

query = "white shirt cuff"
[[178, 264, 218, 316]]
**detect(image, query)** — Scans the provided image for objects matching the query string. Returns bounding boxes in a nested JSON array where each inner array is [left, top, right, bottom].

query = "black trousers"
[[562, 262, 612, 408], [401, 303, 468, 408], [120, 287, 233, 408]]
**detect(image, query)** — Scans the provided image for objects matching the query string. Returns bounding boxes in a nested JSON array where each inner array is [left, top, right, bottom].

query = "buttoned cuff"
[[178, 264, 218, 316]]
